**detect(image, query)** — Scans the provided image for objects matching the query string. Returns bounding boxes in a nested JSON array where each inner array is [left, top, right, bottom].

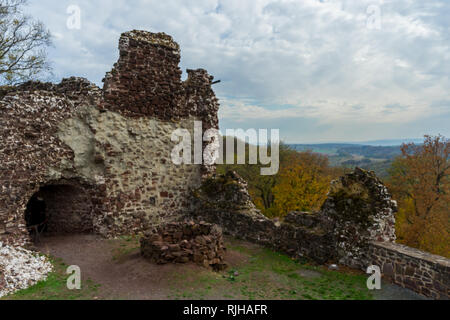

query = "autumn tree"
[[217, 139, 295, 213], [388, 135, 449, 257], [218, 139, 344, 218], [271, 151, 335, 217], [0, 0, 51, 84]]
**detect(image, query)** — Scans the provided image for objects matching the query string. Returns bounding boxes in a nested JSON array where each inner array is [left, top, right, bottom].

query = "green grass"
[[1, 257, 101, 300], [111, 235, 141, 262], [167, 238, 373, 300]]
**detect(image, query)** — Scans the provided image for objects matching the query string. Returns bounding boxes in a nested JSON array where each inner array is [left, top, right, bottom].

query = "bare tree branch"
[[0, 0, 52, 84]]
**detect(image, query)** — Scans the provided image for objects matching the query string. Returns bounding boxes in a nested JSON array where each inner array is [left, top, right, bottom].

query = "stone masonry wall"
[[64, 106, 204, 237], [0, 78, 105, 246], [192, 169, 397, 265], [37, 183, 94, 234], [102, 30, 220, 177], [368, 241, 449, 299], [0, 30, 220, 246], [102, 30, 219, 132], [192, 171, 336, 264], [320, 168, 397, 268]]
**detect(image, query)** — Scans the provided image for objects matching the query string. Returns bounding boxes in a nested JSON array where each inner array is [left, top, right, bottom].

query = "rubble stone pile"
[[0, 242, 53, 298], [140, 221, 227, 271]]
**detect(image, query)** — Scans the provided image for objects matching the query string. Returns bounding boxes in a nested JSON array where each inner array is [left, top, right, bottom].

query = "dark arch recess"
[[24, 180, 94, 240]]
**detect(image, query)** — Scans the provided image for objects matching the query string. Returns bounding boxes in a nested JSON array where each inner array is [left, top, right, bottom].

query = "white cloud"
[[23, 0, 450, 142]]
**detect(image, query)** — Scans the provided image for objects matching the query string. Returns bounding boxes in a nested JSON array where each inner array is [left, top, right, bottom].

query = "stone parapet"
[[367, 241, 449, 299]]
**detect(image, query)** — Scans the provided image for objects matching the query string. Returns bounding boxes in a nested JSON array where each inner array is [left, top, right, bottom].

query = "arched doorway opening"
[[25, 183, 94, 242]]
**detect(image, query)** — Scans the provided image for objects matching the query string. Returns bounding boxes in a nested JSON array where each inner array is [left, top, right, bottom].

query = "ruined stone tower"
[[0, 30, 220, 246]]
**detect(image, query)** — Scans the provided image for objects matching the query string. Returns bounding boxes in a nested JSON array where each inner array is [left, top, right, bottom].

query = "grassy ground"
[[167, 237, 372, 300], [3, 257, 101, 300], [2, 236, 372, 300], [110, 235, 141, 262]]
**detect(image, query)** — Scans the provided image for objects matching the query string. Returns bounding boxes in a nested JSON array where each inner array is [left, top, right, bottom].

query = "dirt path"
[[36, 234, 246, 300], [37, 234, 182, 299]]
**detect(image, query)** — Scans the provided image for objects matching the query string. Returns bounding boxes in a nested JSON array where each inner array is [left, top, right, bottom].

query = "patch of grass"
[[167, 238, 373, 300], [111, 235, 141, 262], [2, 257, 101, 300]]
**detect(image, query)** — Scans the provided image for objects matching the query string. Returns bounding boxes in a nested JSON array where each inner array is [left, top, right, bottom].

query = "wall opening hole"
[[25, 184, 93, 242]]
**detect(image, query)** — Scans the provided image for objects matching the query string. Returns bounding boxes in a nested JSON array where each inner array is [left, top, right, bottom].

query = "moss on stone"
[[200, 172, 240, 200], [326, 170, 381, 228]]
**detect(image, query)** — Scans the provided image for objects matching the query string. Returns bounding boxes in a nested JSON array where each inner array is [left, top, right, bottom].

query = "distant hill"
[[289, 143, 360, 156], [336, 145, 401, 159], [288, 143, 406, 178], [289, 143, 402, 158], [353, 138, 423, 146]]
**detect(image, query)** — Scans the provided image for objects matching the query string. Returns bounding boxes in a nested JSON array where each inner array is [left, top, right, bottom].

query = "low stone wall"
[[194, 208, 335, 264], [368, 241, 449, 299], [192, 171, 336, 264], [140, 221, 227, 270], [275, 212, 335, 263]]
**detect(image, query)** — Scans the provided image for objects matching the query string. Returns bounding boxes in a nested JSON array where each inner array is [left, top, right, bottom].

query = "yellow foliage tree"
[[271, 151, 333, 217], [218, 141, 344, 218]]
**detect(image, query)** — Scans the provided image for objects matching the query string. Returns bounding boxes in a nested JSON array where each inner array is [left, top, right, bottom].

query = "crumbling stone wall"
[[192, 169, 396, 265], [0, 30, 220, 246], [193, 168, 449, 299], [192, 171, 336, 264], [102, 30, 219, 138], [72, 107, 204, 237], [0, 78, 104, 246], [320, 168, 397, 268]]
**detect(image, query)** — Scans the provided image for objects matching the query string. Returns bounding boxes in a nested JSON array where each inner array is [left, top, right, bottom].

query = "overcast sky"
[[24, 0, 449, 143]]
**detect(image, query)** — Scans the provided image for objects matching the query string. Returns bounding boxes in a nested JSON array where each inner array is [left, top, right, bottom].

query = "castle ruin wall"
[[0, 30, 219, 246]]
